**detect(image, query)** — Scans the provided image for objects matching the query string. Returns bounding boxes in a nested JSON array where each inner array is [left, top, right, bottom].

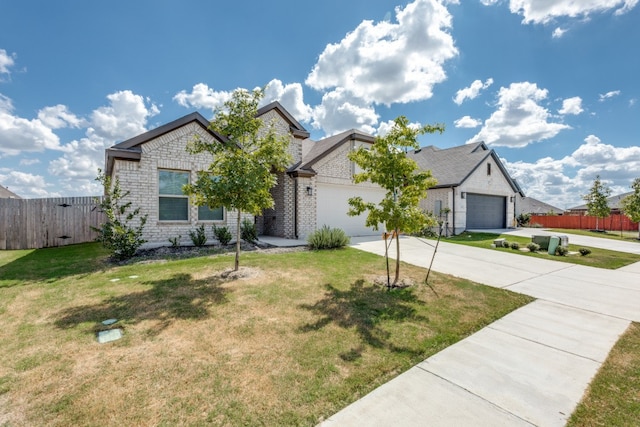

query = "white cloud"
[[0, 94, 66, 155], [0, 170, 54, 198], [47, 90, 159, 196], [558, 96, 583, 115], [468, 82, 570, 147], [19, 158, 40, 166], [454, 115, 483, 128], [311, 88, 379, 136], [552, 27, 568, 38], [37, 105, 85, 129], [480, 0, 500, 5], [453, 78, 494, 105], [173, 83, 231, 111], [599, 90, 621, 101], [508, 0, 638, 24], [305, 0, 458, 106], [89, 90, 158, 142], [0, 49, 16, 78], [262, 79, 313, 123], [506, 133, 640, 208]]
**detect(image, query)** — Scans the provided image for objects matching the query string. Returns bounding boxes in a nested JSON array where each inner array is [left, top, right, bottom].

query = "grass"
[[548, 228, 640, 242], [567, 322, 640, 426], [442, 232, 640, 269], [0, 243, 532, 426]]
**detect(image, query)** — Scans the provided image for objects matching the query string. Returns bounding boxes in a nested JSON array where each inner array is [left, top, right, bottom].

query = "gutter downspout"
[[452, 186, 456, 236], [293, 176, 298, 239]]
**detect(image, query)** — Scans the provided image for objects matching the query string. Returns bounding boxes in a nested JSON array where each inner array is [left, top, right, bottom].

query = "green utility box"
[[547, 236, 560, 255], [532, 235, 551, 250]]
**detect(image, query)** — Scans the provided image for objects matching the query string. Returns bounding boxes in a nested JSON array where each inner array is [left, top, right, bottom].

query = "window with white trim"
[[159, 170, 189, 221]]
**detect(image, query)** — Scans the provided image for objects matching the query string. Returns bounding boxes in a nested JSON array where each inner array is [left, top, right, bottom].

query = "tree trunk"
[[235, 210, 241, 271], [394, 228, 400, 286]]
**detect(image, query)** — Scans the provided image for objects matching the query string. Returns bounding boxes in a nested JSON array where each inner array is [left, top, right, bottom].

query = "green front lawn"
[[548, 228, 640, 242], [0, 243, 531, 426], [568, 322, 640, 426], [441, 232, 640, 269]]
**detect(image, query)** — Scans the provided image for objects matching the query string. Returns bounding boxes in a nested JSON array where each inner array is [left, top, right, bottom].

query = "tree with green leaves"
[[348, 116, 443, 287], [583, 175, 611, 231], [93, 169, 148, 261], [184, 88, 292, 271], [620, 178, 640, 239]]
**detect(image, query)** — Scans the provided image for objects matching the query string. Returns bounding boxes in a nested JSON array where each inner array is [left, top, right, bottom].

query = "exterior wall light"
[[306, 186, 313, 196], [461, 192, 466, 199]]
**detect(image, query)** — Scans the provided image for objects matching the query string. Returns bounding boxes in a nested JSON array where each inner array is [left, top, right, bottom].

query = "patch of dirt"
[[372, 275, 416, 288]]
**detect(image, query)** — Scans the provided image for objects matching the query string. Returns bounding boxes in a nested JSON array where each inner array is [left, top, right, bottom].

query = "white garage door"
[[316, 183, 385, 236]]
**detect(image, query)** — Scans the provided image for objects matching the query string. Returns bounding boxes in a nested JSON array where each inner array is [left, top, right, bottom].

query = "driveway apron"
[[320, 235, 639, 426]]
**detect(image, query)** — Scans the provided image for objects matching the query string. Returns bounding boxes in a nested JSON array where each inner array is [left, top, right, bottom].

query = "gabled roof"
[[518, 196, 564, 215], [289, 129, 374, 176], [408, 141, 523, 194], [257, 101, 310, 139], [0, 185, 21, 199], [568, 191, 633, 211], [105, 112, 222, 175]]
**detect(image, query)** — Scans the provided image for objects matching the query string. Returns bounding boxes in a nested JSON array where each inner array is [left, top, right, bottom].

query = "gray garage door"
[[466, 194, 506, 229]]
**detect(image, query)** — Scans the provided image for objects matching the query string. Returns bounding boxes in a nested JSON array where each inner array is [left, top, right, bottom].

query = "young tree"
[[93, 169, 148, 261], [348, 116, 443, 286], [184, 88, 292, 271], [583, 175, 611, 231], [620, 178, 640, 239]]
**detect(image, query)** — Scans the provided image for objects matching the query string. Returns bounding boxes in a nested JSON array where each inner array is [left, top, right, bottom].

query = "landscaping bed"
[[443, 232, 640, 269]]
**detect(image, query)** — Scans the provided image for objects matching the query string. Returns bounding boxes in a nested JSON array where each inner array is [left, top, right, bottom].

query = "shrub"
[[93, 170, 148, 261], [510, 242, 520, 250], [555, 246, 569, 256], [526, 242, 540, 252], [579, 248, 592, 256], [502, 240, 511, 248], [516, 213, 531, 227], [213, 225, 232, 245], [189, 224, 207, 247], [241, 218, 258, 243], [308, 225, 350, 250], [169, 235, 181, 248]]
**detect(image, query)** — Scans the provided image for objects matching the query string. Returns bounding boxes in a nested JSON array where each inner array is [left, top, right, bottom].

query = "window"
[[434, 200, 442, 217], [159, 170, 189, 221], [198, 205, 223, 221], [487, 163, 492, 176]]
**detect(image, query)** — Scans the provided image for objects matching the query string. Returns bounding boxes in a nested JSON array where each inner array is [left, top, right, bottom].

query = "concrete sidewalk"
[[320, 236, 640, 426]]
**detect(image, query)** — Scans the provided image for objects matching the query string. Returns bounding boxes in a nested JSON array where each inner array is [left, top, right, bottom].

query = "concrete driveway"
[[320, 232, 640, 426]]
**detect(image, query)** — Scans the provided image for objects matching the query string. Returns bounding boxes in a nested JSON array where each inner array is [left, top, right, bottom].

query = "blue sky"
[[1, 0, 639, 208]]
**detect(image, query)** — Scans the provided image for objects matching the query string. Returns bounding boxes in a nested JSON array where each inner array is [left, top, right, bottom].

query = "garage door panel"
[[316, 183, 384, 236], [466, 194, 506, 229]]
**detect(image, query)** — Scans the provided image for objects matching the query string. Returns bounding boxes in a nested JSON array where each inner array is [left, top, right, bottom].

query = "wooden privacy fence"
[[530, 214, 639, 232], [0, 197, 105, 250]]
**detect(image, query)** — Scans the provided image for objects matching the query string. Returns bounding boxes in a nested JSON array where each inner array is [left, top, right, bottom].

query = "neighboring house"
[[408, 142, 524, 234], [516, 196, 564, 216], [105, 103, 523, 247], [567, 191, 633, 215], [105, 102, 384, 247], [0, 185, 21, 199]]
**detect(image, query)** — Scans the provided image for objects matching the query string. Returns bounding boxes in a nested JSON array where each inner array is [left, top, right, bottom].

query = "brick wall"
[[112, 123, 252, 248]]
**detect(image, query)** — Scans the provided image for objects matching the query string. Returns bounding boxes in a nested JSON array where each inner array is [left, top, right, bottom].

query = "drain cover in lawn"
[[97, 328, 123, 343]]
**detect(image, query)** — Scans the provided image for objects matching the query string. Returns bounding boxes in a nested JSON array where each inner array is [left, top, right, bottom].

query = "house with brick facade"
[[409, 142, 524, 235], [105, 102, 521, 247], [105, 102, 384, 247]]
